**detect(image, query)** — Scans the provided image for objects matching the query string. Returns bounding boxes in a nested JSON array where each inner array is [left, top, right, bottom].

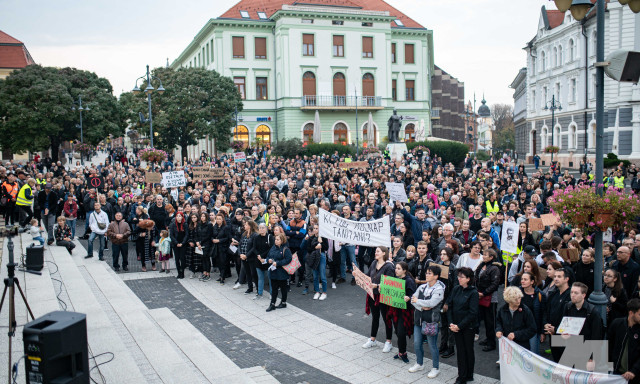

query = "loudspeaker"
[[23, 311, 89, 384], [605, 50, 640, 83], [26, 244, 44, 271]]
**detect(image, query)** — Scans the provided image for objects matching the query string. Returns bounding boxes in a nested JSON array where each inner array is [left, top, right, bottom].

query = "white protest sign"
[[161, 171, 186, 188], [398, 166, 406, 173], [319, 208, 390, 248], [557, 316, 586, 335], [385, 182, 408, 203], [500, 220, 519, 254], [499, 337, 625, 384], [234, 152, 246, 163], [603, 227, 613, 242]]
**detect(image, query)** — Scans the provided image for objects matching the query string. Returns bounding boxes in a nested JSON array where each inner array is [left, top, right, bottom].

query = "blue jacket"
[[400, 208, 432, 246], [267, 245, 293, 281]]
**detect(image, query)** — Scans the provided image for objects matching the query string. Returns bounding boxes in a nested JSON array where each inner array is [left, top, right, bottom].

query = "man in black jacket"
[[544, 268, 571, 363], [38, 183, 58, 245], [608, 299, 640, 383]]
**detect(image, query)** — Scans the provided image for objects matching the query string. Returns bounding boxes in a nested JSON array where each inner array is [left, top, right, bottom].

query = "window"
[[532, 90, 536, 110], [531, 54, 536, 73], [362, 73, 375, 105], [240, 10, 250, 18], [558, 45, 563, 66], [362, 36, 373, 58], [210, 39, 214, 62], [392, 79, 397, 101], [334, 123, 348, 144], [303, 123, 314, 145], [254, 37, 267, 59], [553, 47, 558, 67], [570, 78, 577, 102], [333, 35, 344, 57], [332, 20, 344, 25], [391, 43, 396, 63], [232, 36, 245, 58], [234, 77, 246, 99], [405, 44, 414, 64], [302, 19, 314, 24], [255, 125, 271, 146], [555, 82, 561, 102], [404, 123, 415, 142], [591, 73, 596, 99], [234, 125, 249, 148], [256, 77, 268, 100], [405, 80, 415, 101], [543, 86, 548, 105], [569, 39, 575, 61], [302, 34, 314, 56], [394, 19, 404, 27], [362, 22, 373, 27], [541, 51, 546, 71], [363, 123, 377, 146], [333, 72, 346, 105], [302, 71, 316, 105], [206, 43, 210, 65], [257, 12, 268, 20]]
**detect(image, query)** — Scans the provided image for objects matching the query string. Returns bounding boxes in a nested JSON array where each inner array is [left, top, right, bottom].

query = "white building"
[[170, 0, 434, 157], [476, 98, 494, 153], [519, 2, 640, 167]]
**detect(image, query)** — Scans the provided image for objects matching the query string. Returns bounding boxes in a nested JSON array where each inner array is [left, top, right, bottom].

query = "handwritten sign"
[[540, 213, 560, 226], [339, 161, 368, 169], [385, 182, 408, 203], [145, 172, 162, 184], [529, 218, 544, 231], [161, 171, 186, 188], [559, 248, 580, 262], [192, 167, 224, 180], [557, 316, 586, 335], [319, 208, 391, 247], [436, 264, 449, 280], [352, 265, 374, 299], [379, 275, 407, 309], [233, 152, 246, 163]]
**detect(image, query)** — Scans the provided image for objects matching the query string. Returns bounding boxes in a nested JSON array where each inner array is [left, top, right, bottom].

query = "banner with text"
[[192, 167, 225, 180], [234, 152, 246, 163], [499, 337, 625, 384], [161, 171, 186, 188], [385, 182, 408, 203], [319, 208, 391, 248], [352, 265, 374, 299], [380, 275, 407, 309]]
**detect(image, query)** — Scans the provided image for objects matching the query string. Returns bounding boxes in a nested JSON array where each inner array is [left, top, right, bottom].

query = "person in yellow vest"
[[1, 173, 20, 225], [17, 178, 36, 227], [484, 192, 500, 217], [614, 170, 625, 190]]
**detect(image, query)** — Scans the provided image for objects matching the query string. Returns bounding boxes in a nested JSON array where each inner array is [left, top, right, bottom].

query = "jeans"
[[256, 267, 268, 295], [43, 213, 56, 241], [87, 233, 105, 259], [56, 240, 76, 253], [414, 324, 439, 368], [111, 243, 128, 269], [340, 245, 357, 279], [312, 253, 327, 293], [84, 210, 93, 233], [529, 334, 540, 355], [32, 236, 44, 246], [66, 218, 77, 239]]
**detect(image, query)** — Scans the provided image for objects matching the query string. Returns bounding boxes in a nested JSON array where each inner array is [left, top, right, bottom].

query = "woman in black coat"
[[169, 212, 189, 279], [238, 218, 259, 294], [254, 223, 274, 299], [266, 233, 293, 312], [447, 267, 479, 384], [131, 206, 149, 265], [604, 269, 629, 325], [391, 236, 407, 264], [186, 213, 201, 278], [211, 213, 231, 284], [474, 248, 501, 352], [195, 212, 213, 281], [496, 286, 537, 350]]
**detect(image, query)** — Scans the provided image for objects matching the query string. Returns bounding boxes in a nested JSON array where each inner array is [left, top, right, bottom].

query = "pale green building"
[[171, 0, 433, 156]]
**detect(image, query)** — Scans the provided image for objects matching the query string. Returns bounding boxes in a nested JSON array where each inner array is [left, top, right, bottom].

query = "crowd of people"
[[1, 146, 640, 384]]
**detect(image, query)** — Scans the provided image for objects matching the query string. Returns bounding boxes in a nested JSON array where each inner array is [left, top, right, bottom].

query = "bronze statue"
[[387, 109, 403, 143]]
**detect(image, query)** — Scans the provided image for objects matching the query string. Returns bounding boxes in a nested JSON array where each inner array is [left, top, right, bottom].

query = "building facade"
[[476, 98, 494, 153], [430, 65, 465, 142], [171, 0, 433, 157], [521, 4, 640, 167], [511, 67, 528, 160]]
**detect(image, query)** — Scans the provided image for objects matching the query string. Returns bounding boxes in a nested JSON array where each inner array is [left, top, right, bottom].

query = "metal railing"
[[301, 95, 382, 107]]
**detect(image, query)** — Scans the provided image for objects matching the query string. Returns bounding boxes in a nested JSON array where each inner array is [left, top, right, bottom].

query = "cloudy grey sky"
[[1, 0, 548, 106]]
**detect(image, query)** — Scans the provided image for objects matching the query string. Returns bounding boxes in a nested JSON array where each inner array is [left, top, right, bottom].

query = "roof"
[[478, 98, 491, 117], [219, 0, 424, 28], [546, 9, 564, 29], [0, 30, 34, 69]]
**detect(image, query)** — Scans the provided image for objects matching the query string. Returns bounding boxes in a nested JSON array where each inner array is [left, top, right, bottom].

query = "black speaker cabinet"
[[26, 243, 44, 271], [23, 311, 89, 384]]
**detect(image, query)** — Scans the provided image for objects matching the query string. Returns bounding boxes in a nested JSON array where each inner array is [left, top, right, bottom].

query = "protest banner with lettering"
[[145, 172, 162, 184], [499, 337, 625, 384], [234, 152, 246, 163], [385, 182, 408, 203], [529, 218, 544, 231], [352, 265, 374, 299], [161, 171, 186, 188], [500, 221, 519, 254], [319, 208, 391, 247], [379, 275, 407, 309], [339, 161, 368, 169], [192, 167, 225, 180], [541, 213, 560, 226]]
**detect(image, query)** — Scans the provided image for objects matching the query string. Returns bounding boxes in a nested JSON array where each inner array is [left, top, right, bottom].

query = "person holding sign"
[[362, 247, 396, 353], [409, 265, 445, 378], [386, 261, 416, 363], [495, 287, 537, 350]]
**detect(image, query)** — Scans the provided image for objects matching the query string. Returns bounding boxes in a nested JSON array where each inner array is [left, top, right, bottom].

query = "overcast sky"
[[1, 0, 549, 107]]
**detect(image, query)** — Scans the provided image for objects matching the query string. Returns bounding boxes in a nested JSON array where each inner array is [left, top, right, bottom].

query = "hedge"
[[405, 141, 469, 166], [604, 153, 631, 169], [304, 143, 355, 157], [270, 138, 306, 158]]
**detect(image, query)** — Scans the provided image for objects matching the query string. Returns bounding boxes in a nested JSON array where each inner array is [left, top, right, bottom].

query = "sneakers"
[[393, 353, 409, 363], [331, 282, 337, 289], [253, 294, 262, 300], [362, 339, 377, 349], [244, 289, 254, 295], [190, 273, 196, 279], [382, 341, 392, 353], [233, 282, 241, 289], [319, 293, 327, 301], [427, 369, 440, 379], [313, 292, 321, 300], [474, 334, 479, 342], [408, 364, 424, 373], [201, 275, 210, 282], [301, 289, 308, 295]]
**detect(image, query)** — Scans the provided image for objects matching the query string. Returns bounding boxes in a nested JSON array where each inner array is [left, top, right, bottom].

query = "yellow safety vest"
[[502, 251, 514, 264], [614, 176, 624, 189], [36, 178, 46, 186], [16, 184, 33, 206], [485, 200, 499, 216]]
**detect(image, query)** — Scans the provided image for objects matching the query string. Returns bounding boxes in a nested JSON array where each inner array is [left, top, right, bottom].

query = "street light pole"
[[544, 94, 562, 163], [133, 65, 165, 149], [355, 87, 359, 157], [72, 95, 90, 165]]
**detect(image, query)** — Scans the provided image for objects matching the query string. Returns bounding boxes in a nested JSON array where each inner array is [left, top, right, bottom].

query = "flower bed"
[[138, 148, 167, 163]]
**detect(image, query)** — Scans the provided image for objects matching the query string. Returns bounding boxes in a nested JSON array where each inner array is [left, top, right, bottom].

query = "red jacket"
[[63, 200, 78, 219]]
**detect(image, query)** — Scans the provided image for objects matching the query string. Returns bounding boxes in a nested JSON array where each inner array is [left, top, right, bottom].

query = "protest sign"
[[398, 166, 407, 173], [499, 337, 625, 384], [529, 218, 544, 231], [338, 161, 368, 169], [319, 208, 391, 247], [145, 172, 162, 184], [604, 227, 613, 242], [436, 264, 449, 280], [234, 152, 246, 163], [559, 248, 580, 262], [385, 182, 408, 203], [379, 275, 407, 309], [541, 213, 560, 226], [161, 171, 186, 188], [88, 176, 104, 190], [500, 221, 519, 254], [557, 317, 586, 335], [352, 265, 374, 299], [192, 167, 224, 180]]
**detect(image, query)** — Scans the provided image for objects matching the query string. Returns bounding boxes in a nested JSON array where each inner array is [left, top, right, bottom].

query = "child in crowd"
[[156, 230, 172, 273], [29, 219, 45, 245]]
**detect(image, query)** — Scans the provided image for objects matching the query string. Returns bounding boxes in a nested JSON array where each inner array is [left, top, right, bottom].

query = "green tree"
[[120, 67, 242, 160], [491, 103, 515, 152], [0, 65, 125, 161]]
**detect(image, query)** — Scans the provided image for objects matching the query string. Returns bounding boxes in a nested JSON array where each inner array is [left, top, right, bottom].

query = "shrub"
[[406, 141, 469, 166], [603, 153, 631, 169], [475, 150, 491, 161], [271, 138, 305, 159], [304, 143, 355, 157], [544, 145, 560, 153]]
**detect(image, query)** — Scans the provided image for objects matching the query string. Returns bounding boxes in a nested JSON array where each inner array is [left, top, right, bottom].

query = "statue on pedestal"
[[387, 109, 403, 143]]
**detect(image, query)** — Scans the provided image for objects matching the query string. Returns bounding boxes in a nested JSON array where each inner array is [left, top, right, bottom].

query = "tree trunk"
[[50, 136, 60, 162]]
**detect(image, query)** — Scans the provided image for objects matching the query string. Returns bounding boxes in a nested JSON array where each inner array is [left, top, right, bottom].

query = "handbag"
[[421, 321, 438, 336], [93, 212, 106, 230], [282, 249, 301, 275], [479, 294, 491, 307]]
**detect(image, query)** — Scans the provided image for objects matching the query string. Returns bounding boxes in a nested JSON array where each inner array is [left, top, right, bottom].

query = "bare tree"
[[491, 104, 515, 151]]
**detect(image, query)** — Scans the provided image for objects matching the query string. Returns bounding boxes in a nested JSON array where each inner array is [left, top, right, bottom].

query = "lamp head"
[[629, 0, 640, 13], [71, 106, 76, 111], [554, 0, 573, 12], [569, 0, 593, 21], [144, 84, 155, 95], [84, 105, 90, 112], [156, 85, 165, 95], [132, 85, 141, 94]]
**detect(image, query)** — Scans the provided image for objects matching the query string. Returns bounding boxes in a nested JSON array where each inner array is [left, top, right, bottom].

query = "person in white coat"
[[85, 202, 109, 260]]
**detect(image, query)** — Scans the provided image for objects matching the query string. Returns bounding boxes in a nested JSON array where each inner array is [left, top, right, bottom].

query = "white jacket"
[[411, 280, 446, 311], [88, 210, 109, 235]]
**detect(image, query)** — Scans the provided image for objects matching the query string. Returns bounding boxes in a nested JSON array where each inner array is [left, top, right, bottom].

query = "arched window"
[[542, 127, 548, 148], [541, 51, 547, 71], [234, 125, 249, 148], [589, 122, 596, 148], [558, 45, 563, 66], [255, 124, 271, 147], [334, 122, 348, 144], [591, 31, 597, 56], [362, 123, 377, 146], [570, 124, 577, 149], [362, 73, 375, 106], [404, 123, 415, 142], [569, 39, 575, 61], [555, 125, 561, 149], [303, 123, 314, 145], [333, 72, 346, 106], [302, 71, 316, 106], [553, 47, 558, 67]]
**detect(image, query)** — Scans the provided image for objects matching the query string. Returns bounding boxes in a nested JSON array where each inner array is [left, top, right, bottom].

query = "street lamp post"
[[133, 65, 165, 148], [543, 95, 561, 164], [71, 95, 90, 164]]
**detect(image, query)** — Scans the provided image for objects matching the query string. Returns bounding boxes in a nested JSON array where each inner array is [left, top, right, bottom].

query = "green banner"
[[379, 275, 406, 309]]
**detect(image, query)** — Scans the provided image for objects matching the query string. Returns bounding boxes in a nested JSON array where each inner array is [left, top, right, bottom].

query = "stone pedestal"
[[386, 143, 408, 161]]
